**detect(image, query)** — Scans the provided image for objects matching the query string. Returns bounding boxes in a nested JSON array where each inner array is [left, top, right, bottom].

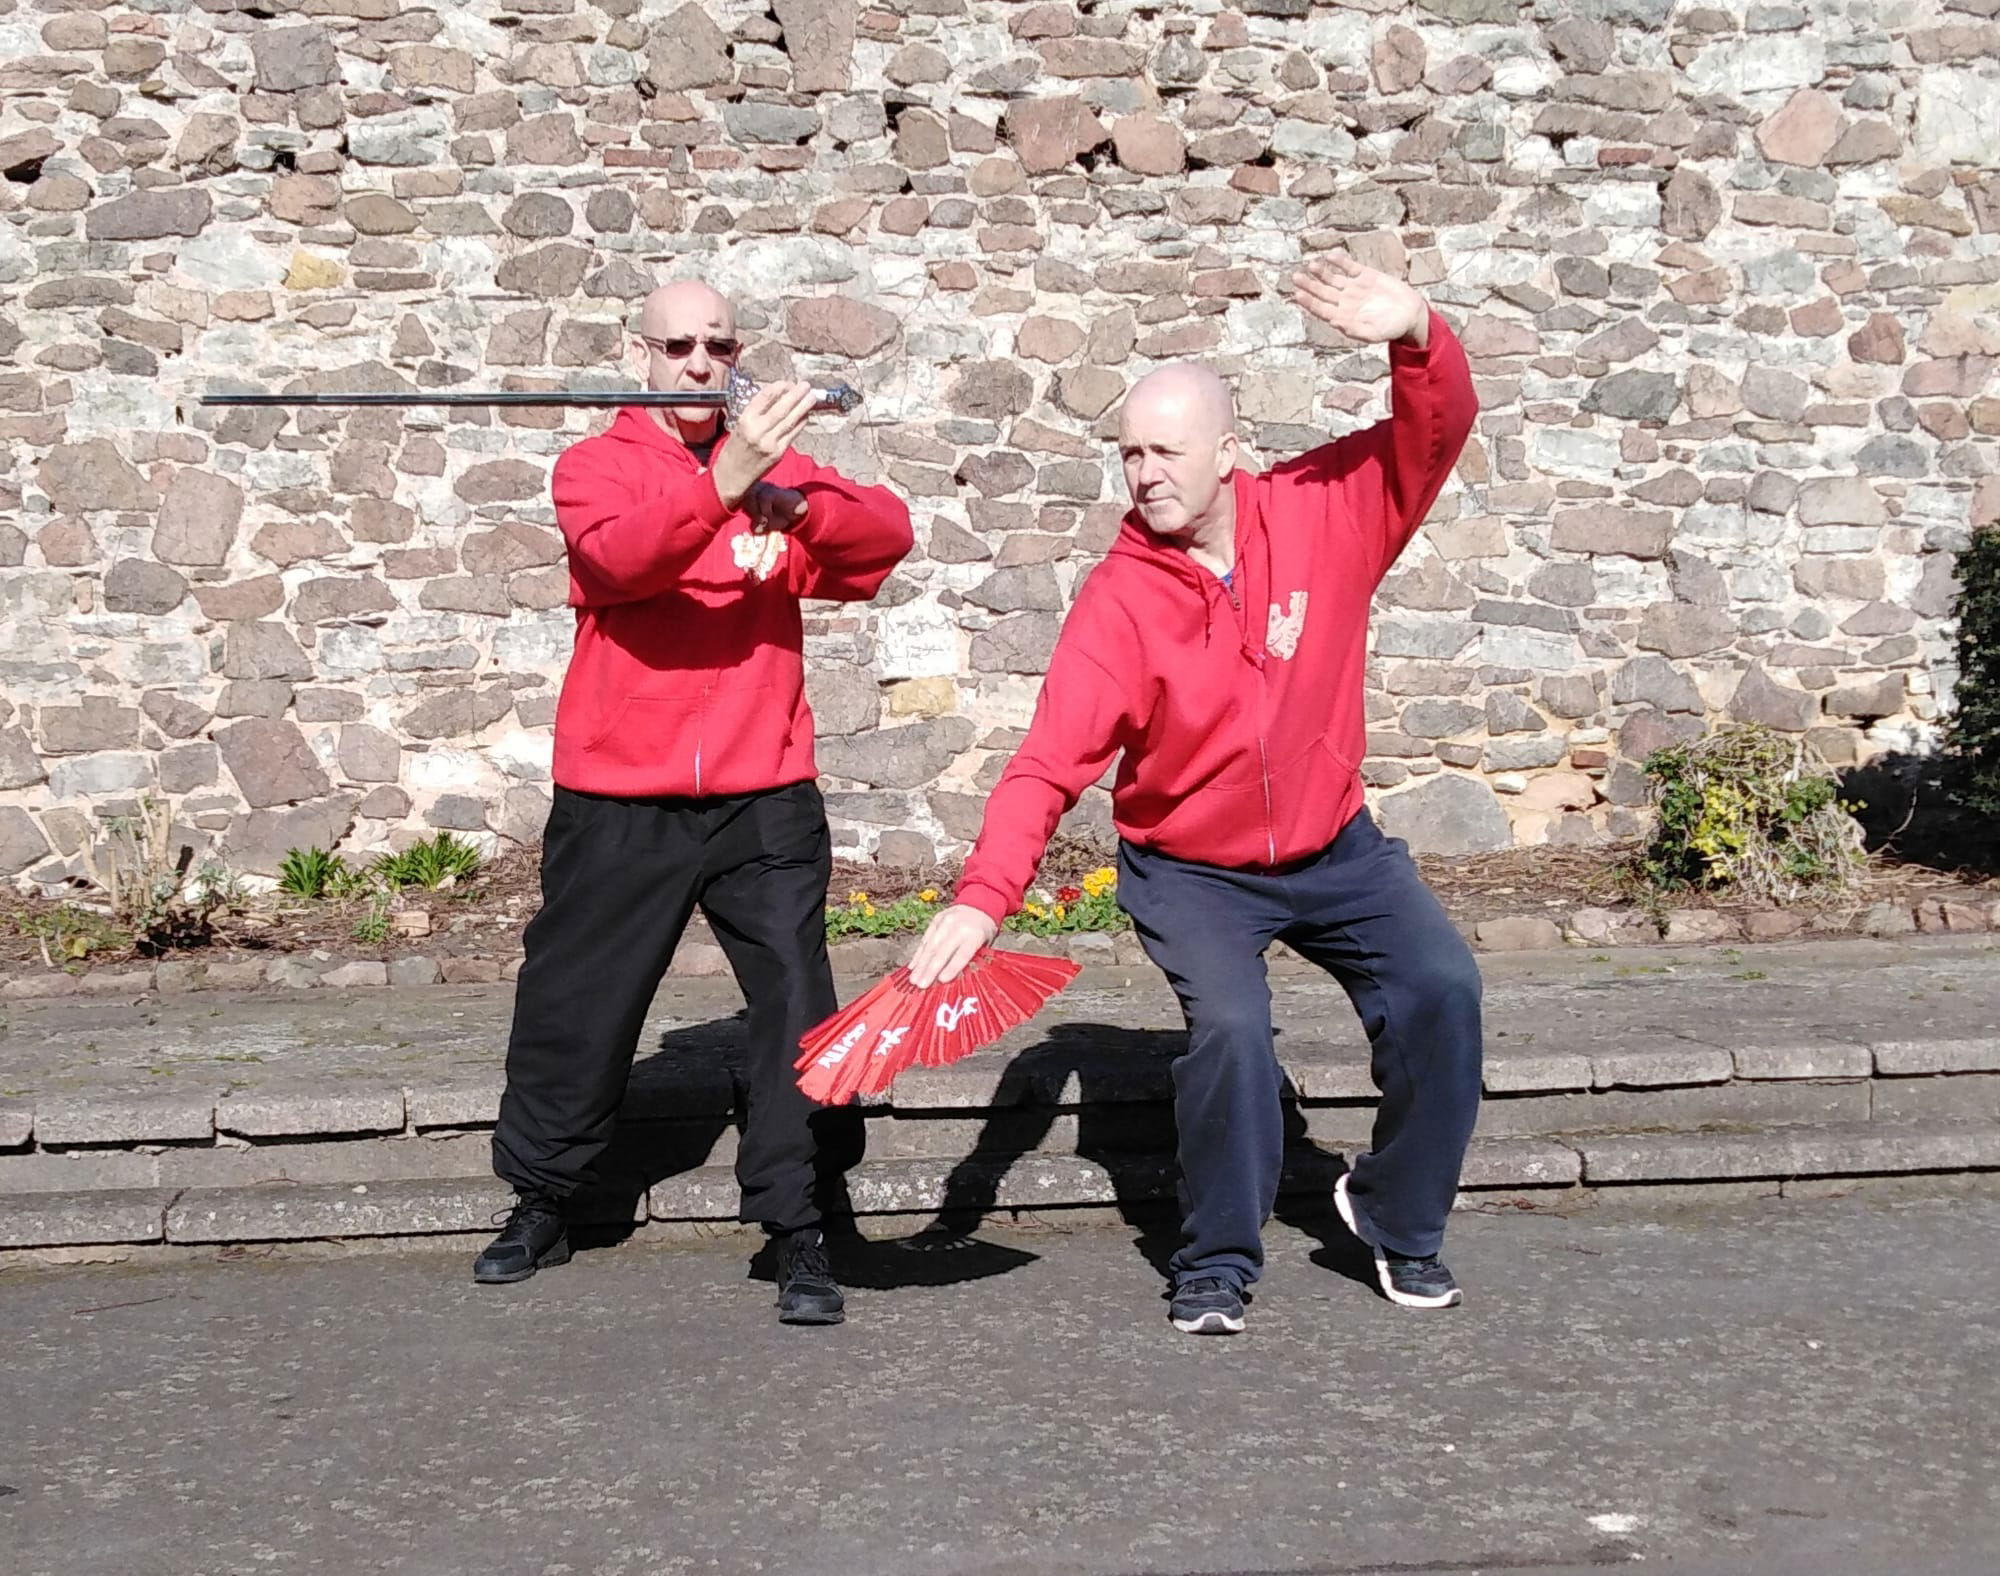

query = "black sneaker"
[[1169, 1275, 1246, 1335], [472, 1194, 571, 1285], [775, 1228, 845, 1326], [1335, 1172, 1463, 1309]]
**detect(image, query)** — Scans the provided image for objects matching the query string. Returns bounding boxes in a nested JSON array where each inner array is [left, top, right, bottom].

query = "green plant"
[[1633, 725, 1866, 901], [16, 904, 125, 968], [372, 831, 483, 891], [80, 796, 233, 955], [1946, 524, 2000, 817], [278, 846, 353, 899], [352, 891, 393, 944], [825, 886, 944, 939]]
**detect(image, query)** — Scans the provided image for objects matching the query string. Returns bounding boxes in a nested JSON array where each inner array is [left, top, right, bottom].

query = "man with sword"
[[472, 279, 914, 1324]]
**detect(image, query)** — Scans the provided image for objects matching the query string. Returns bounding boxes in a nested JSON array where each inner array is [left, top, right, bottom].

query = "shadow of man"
[[872, 1020, 1380, 1303]]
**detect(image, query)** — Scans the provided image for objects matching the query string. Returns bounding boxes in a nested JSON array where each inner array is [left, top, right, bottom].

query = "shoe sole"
[[778, 1301, 846, 1326], [1171, 1310, 1246, 1335], [1334, 1175, 1463, 1310], [472, 1237, 572, 1286]]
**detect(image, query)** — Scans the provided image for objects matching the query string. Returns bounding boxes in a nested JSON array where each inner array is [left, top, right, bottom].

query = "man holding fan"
[[910, 254, 1483, 1336]]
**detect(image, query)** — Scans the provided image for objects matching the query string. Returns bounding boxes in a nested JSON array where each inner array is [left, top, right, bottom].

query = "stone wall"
[[1, 0, 1997, 886]]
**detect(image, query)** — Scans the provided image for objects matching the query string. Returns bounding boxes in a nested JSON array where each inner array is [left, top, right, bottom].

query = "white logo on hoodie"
[[731, 528, 788, 582], [1267, 591, 1309, 661]]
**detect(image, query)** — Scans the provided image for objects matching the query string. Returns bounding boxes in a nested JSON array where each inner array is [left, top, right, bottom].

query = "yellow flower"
[[1054, 903, 1067, 921], [918, 888, 940, 903], [1024, 902, 1046, 918], [848, 890, 870, 905], [1082, 868, 1116, 898], [861, 901, 876, 917]]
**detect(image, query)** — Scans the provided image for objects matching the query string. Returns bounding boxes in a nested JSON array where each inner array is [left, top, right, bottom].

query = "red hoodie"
[[547, 407, 914, 797], [954, 312, 1477, 923]]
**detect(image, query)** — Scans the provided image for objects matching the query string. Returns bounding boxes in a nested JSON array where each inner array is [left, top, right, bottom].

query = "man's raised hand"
[[1291, 252, 1429, 348], [712, 380, 817, 509]]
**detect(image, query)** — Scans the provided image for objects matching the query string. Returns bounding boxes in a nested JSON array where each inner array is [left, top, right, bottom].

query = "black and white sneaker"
[[775, 1228, 846, 1326], [1335, 1172, 1463, 1309], [472, 1194, 571, 1285], [1169, 1275, 1247, 1335]]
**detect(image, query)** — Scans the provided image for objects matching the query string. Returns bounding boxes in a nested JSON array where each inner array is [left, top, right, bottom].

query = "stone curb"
[[12, 1036, 1994, 1149], [5, 1121, 1999, 1249], [3, 893, 1996, 1000]]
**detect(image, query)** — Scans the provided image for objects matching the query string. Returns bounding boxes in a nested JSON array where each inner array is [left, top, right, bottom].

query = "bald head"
[[1117, 362, 1240, 543], [635, 280, 739, 442], [640, 279, 733, 340], [1121, 363, 1237, 449]]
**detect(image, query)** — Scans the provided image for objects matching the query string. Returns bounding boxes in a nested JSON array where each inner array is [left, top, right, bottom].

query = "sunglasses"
[[642, 334, 742, 360]]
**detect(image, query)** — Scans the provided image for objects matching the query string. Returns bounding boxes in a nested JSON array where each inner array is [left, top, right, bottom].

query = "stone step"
[[4, 1120, 1998, 1251], [8, 1070, 1999, 1201], [10, 1040, 1998, 1150]]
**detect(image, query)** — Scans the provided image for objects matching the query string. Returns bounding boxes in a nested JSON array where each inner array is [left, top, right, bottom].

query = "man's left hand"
[[1291, 252, 1429, 348], [743, 481, 809, 535]]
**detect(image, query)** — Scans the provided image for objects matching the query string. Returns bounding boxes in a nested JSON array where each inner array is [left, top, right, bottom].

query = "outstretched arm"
[[1281, 253, 1478, 583]]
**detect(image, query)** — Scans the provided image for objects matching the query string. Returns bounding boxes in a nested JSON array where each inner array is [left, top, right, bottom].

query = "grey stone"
[[166, 1178, 515, 1243], [1482, 1052, 1594, 1093], [817, 718, 977, 790], [217, 1089, 405, 1137], [965, 565, 1062, 615], [0, 807, 50, 876], [970, 613, 1063, 675], [103, 559, 188, 615], [1591, 1044, 1735, 1089], [1730, 1042, 1874, 1080], [1374, 772, 1513, 855], [1580, 1122, 2000, 1184], [34, 1093, 217, 1145], [1582, 370, 1680, 421], [0, 1190, 172, 1249], [320, 962, 390, 989], [1870, 1038, 2000, 1076]]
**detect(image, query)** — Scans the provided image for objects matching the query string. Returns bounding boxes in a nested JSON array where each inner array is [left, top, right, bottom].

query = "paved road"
[[3, 1190, 1997, 1576]]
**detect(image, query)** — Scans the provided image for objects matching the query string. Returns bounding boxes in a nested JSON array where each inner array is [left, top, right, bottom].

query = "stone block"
[[0, 1189, 172, 1248], [1475, 1081, 1871, 1139], [215, 1088, 407, 1137], [388, 956, 443, 988], [1730, 1041, 1873, 1080], [321, 962, 389, 989], [167, 1178, 514, 1242], [1473, 916, 1566, 951], [1483, 1053, 1593, 1094], [1871, 1038, 2000, 1076], [1279, 1050, 1378, 1100], [1871, 1074, 2000, 1125], [0, 1151, 161, 1193], [155, 1132, 492, 1189], [1458, 1139, 1582, 1188], [34, 1093, 217, 1145], [1581, 1122, 2000, 1183], [0, 1098, 31, 1146], [1591, 1044, 1734, 1089], [406, 1079, 505, 1129]]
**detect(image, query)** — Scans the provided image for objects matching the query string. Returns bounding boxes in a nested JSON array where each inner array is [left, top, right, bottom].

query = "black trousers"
[[1117, 809, 1484, 1286], [492, 781, 846, 1233]]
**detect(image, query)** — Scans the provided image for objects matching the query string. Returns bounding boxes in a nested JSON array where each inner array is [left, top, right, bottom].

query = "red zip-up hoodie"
[[954, 312, 1477, 922], [547, 407, 914, 797]]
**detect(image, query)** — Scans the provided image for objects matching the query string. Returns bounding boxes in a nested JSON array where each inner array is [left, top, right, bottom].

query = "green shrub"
[[1635, 724, 1866, 900], [278, 846, 351, 899], [1946, 525, 2000, 817], [372, 832, 483, 891]]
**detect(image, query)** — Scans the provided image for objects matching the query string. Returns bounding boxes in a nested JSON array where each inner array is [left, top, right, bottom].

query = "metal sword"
[[194, 367, 861, 422]]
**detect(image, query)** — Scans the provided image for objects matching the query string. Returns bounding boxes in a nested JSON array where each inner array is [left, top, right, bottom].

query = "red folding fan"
[[795, 947, 1083, 1106]]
